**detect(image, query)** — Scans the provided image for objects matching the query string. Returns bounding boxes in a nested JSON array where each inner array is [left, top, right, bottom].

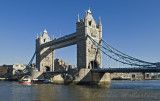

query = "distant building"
[[12, 63, 26, 75], [110, 73, 151, 80], [54, 58, 68, 71], [68, 65, 75, 69], [0, 64, 13, 78]]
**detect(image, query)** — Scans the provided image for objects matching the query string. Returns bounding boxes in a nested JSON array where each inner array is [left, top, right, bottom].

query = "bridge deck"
[[91, 67, 160, 73], [44, 70, 67, 74], [43, 68, 160, 75]]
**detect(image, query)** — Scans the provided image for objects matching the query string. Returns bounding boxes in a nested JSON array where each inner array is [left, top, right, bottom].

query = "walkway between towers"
[[40, 32, 77, 49]]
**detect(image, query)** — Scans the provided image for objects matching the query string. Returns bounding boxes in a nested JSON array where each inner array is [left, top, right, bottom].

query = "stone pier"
[[43, 68, 110, 85]]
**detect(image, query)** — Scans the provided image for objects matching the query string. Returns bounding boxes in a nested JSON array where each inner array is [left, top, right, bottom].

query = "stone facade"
[[36, 9, 102, 72], [12, 63, 26, 75], [76, 9, 102, 69], [36, 30, 54, 72]]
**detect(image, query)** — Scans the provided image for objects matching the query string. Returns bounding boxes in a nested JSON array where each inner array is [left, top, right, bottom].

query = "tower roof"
[[44, 29, 47, 33], [77, 14, 80, 22], [99, 17, 102, 25], [87, 8, 91, 14], [85, 8, 95, 23]]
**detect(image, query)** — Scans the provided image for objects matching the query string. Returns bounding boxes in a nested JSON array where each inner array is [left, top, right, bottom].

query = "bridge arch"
[[88, 60, 99, 69], [44, 66, 51, 72]]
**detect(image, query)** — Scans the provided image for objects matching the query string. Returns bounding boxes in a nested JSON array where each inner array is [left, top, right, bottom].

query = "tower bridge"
[[29, 9, 160, 85], [36, 8, 102, 72]]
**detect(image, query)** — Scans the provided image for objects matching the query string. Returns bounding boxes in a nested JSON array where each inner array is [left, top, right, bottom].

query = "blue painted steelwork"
[[91, 68, 160, 73], [87, 35, 157, 67], [23, 52, 36, 73]]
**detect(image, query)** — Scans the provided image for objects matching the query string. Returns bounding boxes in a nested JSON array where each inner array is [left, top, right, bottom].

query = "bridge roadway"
[[91, 67, 160, 73], [43, 67, 160, 76], [44, 70, 67, 74], [43, 70, 67, 78]]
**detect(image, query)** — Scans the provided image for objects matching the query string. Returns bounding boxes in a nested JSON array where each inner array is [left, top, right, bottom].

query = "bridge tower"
[[76, 9, 102, 69], [36, 30, 54, 73]]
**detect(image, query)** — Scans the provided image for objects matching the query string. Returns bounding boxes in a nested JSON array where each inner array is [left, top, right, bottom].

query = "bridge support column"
[[36, 30, 55, 74], [91, 72, 110, 85], [142, 72, 151, 80], [142, 72, 145, 79], [64, 68, 111, 85], [76, 9, 102, 69]]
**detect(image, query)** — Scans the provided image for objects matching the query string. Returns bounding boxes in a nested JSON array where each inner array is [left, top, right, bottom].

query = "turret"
[[84, 13, 88, 26], [84, 8, 92, 26], [41, 29, 50, 44], [87, 8, 91, 14], [36, 33, 39, 39], [77, 14, 80, 22], [76, 14, 80, 28], [44, 29, 47, 34], [98, 17, 102, 31], [98, 17, 102, 39]]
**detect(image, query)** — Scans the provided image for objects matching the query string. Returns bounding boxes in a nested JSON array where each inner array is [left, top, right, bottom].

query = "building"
[[0, 65, 13, 78], [12, 63, 27, 75], [110, 72, 151, 80], [54, 58, 68, 71]]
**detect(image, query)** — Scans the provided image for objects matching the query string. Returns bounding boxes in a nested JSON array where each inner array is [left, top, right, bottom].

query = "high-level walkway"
[[40, 32, 77, 49]]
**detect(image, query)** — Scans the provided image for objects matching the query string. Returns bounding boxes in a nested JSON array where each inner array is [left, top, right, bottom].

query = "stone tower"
[[76, 9, 102, 69], [36, 30, 54, 72]]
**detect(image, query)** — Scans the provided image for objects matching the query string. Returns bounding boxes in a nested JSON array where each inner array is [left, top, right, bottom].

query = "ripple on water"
[[0, 80, 160, 101]]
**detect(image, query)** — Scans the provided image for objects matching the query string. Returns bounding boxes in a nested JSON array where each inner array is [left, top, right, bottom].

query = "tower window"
[[44, 39, 46, 42], [89, 21, 91, 26]]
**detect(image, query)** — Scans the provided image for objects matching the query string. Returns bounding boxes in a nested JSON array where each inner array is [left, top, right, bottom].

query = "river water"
[[0, 80, 160, 101]]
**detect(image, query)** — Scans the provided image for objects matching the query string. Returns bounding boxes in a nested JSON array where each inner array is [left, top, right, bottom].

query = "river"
[[0, 80, 160, 101]]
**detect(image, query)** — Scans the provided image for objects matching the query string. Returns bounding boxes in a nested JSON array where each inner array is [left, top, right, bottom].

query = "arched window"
[[88, 61, 99, 69]]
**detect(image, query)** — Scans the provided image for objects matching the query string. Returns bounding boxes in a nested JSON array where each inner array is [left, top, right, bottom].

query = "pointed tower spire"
[[44, 29, 47, 34], [87, 8, 91, 14], [40, 32, 42, 38], [36, 33, 38, 39], [77, 14, 80, 22], [99, 16, 102, 25], [52, 34, 54, 40], [51, 34, 52, 39]]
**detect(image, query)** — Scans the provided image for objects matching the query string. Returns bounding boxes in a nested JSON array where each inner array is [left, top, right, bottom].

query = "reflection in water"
[[0, 80, 160, 101], [33, 84, 110, 101]]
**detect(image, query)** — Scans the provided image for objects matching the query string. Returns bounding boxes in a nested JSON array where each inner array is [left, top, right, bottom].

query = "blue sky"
[[0, 0, 160, 67]]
